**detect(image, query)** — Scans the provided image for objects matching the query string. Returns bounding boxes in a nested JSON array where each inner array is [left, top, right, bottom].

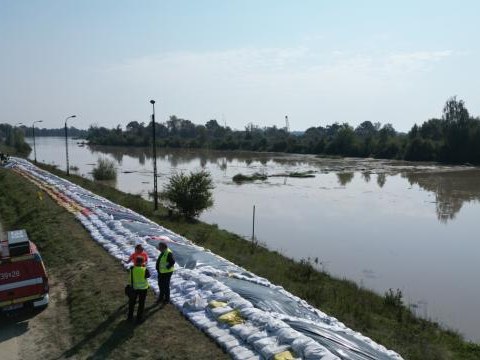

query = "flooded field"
[[27, 137, 480, 342]]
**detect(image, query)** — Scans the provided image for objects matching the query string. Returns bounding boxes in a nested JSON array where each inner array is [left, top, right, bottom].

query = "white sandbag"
[[246, 330, 269, 344], [223, 338, 242, 351], [228, 298, 253, 310], [258, 343, 291, 360], [291, 336, 317, 357], [303, 342, 339, 360], [251, 336, 277, 352], [240, 307, 264, 319], [208, 305, 234, 318], [183, 293, 208, 311], [275, 327, 302, 344], [216, 333, 240, 350], [266, 319, 290, 332], [230, 323, 259, 341], [195, 316, 219, 330], [230, 346, 258, 360], [206, 326, 230, 339]]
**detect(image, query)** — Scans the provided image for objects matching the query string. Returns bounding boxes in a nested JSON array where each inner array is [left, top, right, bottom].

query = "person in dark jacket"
[[128, 256, 151, 323], [155, 242, 175, 304]]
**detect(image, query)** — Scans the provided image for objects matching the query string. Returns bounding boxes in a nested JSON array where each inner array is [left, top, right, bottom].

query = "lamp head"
[[150, 100, 155, 105]]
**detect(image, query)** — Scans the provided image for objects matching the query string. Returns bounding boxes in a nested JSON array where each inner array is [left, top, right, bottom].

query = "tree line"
[[84, 97, 480, 165], [22, 126, 88, 138]]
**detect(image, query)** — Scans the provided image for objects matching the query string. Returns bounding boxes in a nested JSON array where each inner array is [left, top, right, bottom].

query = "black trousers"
[[158, 272, 173, 302], [128, 289, 147, 320]]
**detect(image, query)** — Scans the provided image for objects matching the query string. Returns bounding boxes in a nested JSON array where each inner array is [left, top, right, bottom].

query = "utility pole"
[[150, 100, 158, 210], [251, 205, 256, 247]]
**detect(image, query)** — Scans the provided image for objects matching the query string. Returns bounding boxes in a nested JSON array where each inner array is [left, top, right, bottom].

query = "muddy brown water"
[[26, 137, 480, 342]]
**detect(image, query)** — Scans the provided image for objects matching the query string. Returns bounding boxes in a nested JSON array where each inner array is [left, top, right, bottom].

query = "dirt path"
[[0, 223, 20, 359], [0, 276, 72, 360], [0, 222, 21, 360], [0, 325, 21, 360], [0, 221, 72, 360]]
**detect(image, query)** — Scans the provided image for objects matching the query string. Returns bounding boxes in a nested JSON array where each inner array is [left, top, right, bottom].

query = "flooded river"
[[27, 137, 480, 342]]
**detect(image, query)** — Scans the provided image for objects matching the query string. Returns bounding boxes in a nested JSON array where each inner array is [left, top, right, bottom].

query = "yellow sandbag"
[[273, 350, 296, 360], [217, 310, 244, 326], [208, 300, 227, 308]]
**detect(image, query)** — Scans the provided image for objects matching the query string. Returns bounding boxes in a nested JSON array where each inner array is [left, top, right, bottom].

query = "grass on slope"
[[0, 168, 227, 360], [34, 162, 480, 360]]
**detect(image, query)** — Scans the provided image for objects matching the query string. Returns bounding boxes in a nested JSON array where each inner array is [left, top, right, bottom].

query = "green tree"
[[442, 96, 472, 162], [161, 170, 214, 219]]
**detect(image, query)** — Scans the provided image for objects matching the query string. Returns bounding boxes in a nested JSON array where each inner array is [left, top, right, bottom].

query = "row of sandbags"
[[10, 158, 402, 360]]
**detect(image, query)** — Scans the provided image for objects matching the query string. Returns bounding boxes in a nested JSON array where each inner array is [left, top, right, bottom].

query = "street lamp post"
[[32, 120, 43, 163], [150, 100, 158, 210], [64, 115, 77, 175]]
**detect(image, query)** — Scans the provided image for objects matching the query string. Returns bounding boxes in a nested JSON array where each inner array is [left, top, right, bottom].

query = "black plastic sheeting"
[[220, 277, 394, 360], [285, 319, 390, 360]]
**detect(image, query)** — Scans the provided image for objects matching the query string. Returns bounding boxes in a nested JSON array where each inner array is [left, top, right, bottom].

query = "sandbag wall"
[[10, 158, 403, 360]]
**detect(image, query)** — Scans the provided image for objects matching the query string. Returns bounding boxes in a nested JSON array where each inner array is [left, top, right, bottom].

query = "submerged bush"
[[92, 157, 117, 180], [232, 172, 268, 183]]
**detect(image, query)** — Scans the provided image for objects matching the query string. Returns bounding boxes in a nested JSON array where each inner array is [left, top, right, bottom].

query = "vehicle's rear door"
[[0, 253, 45, 308]]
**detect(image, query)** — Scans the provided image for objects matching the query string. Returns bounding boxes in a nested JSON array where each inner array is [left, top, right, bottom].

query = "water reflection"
[[362, 171, 371, 183], [402, 170, 480, 222], [87, 145, 480, 223], [377, 173, 386, 188], [336, 172, 354, 186]]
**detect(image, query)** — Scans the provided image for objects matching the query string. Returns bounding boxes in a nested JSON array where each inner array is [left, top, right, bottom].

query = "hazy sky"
[[1, 0, 479, 131]]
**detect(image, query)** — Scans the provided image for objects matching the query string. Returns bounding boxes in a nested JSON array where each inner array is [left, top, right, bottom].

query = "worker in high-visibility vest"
[[128, 256, 151, 323], [156, 242, 175, 305]]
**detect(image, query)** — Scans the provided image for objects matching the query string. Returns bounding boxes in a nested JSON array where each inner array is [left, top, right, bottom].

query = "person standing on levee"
[[156, 242, 175, 305]]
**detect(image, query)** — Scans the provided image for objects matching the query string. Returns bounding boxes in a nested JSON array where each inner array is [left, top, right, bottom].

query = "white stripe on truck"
[[0, 277, 43, 291]]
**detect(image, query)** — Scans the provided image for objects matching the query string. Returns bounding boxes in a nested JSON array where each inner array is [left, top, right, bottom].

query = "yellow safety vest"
[[131, 266, 149, 290], [159, 248, 174, 274]]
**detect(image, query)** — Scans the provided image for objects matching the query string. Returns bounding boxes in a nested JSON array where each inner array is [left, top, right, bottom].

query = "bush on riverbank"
[[34, 163, 480, 360], [92, 157, 117, 180]]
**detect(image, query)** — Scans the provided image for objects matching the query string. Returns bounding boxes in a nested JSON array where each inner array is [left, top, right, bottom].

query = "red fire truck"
[[0, 230, 49, 311]]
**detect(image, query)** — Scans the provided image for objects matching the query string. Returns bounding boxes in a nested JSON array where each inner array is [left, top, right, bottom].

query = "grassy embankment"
[[4, 161, 480, 360], [0, 168, 228, 360]]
